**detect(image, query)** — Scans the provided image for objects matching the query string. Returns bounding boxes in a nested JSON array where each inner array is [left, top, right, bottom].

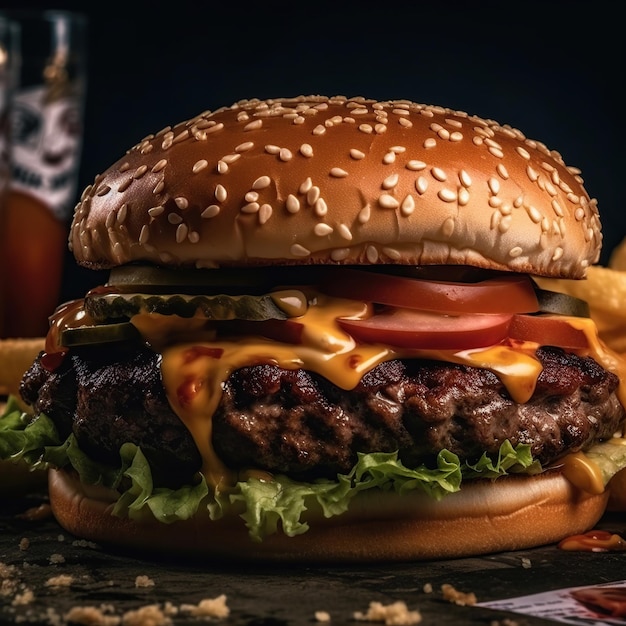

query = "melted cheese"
[[128, 295, 626, 493]]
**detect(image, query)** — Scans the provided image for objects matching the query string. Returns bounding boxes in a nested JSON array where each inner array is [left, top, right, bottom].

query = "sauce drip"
[[558, 529, 626, 552]]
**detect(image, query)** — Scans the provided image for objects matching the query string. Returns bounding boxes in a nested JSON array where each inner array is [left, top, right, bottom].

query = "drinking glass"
[[1, 11, 87, 338]]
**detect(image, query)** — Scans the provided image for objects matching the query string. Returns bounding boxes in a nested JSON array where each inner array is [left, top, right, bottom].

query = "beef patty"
[[20, 345, 625, 485]]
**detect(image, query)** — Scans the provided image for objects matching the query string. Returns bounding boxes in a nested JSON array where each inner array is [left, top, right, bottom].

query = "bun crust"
[[49, 468, 608, 562], [71, 96, 600, 278]]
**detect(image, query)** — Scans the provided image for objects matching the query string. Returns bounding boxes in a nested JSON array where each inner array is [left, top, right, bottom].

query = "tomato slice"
[[508, 314, 589, 350], [337, 309, 512, 350], [319, 269, 538, 315]]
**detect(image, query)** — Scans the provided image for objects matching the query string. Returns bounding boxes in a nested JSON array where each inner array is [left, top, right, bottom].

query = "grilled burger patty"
[[20, 346, 625, 486]]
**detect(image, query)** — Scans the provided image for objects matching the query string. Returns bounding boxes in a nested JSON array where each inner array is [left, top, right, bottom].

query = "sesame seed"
[[499, 215, 512, 233], [458, 169, 472, 187], [406, 160, 427, 171], [252, 176, 271, 190], [379, 194, 400, 209], [458, 187, 470, 206], [431, 167, 447, 182], [574, 207, 585, 221], [442, 217, 455, 237], [175, 197, 189, 210], [338, 223, 353, 240], [398, 118, 413, 128], [151, 159, 167, 173], [450, 131, 463, 142], [118, 177, 133, 192], [516, 146, 531, 160], [215, 184, 227, 203], [117, 203, 128, 224], [330, 167, 349, 178], [383, 152, 396, 164], [350, 149, 365, 160], [300, 143, 314, 157], [299, 177, 313, 194], [192, 160, 209, 174], [358, 204, 371, 223], [424, 138, 437, 149], [488, 177, 500, 195], [314, 223, 333, 236], [552, 199, 564, 217], [401, 195, 415, 216], [315, 198, 328, 216], [415, 177, 428, 195], [312, 124, 326, 136], [382, 247, 402, 260], [105, 211, 115, 229], [176, 223, 188, 243], [509, 246, 523, 258], [526, 166, 539, 182], [496, 164, 509, 179], [291, 243, 311, 257], [222, 153, 241, 164], [244, 120, 263, 131], [153, 180, 165, 195], [96, 184, 111, 197], [168, 213, 183, 224], [286, 194, 300, 213], [358, 124, 373, 134], [148, 205, 164, 217], [259, 204, 273, 224], [245, 191, 259, 203], [241, 202, 260, 213], [525, 206, 541, 223], [366, 245, 379, 263], [489, 196, 502, 208], [139, 225, 149, 244], [307, 186, 321, 205], [235, 141, 254, 152], [172, 129, 189, 144], [202, 205, 220, 218], [382, 174, 399, 189], [552, 247, 564, 261], [438, 189, 457, 203], [331, 248, 350, 261], [119, 162, 131, 173], [217, 160, 229, 174]]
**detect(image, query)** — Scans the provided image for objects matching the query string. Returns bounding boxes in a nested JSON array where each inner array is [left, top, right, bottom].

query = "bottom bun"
[[49, 468, 608, 563]]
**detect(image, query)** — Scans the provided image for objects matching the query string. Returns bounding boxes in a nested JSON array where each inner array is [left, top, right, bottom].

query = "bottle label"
[[10, 84, 83, 222]]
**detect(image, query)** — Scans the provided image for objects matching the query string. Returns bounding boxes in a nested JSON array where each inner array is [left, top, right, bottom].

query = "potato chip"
[[534, 266, 626, 354]]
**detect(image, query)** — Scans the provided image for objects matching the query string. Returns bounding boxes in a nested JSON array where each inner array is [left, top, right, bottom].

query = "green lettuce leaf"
[[0, 397, 577, 542]]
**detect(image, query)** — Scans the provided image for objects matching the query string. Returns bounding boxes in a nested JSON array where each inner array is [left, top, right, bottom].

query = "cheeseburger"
[[2, 95, 626, 562]]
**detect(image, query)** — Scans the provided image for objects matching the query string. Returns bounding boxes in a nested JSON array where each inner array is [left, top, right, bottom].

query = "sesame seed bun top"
[[70, 95, 602, 278]]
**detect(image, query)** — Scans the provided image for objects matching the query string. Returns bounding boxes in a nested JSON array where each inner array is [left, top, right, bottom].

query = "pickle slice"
[[536, 288, 590, 317], [61, 322, 141, 347], [84, 292, 302, 323]]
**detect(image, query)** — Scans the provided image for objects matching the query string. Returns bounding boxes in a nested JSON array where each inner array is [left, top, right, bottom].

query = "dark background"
[[2, 0, 623, 300]]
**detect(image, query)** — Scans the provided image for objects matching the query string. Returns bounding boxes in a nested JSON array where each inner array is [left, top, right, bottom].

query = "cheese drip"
[[133, 295, 618, 492]]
